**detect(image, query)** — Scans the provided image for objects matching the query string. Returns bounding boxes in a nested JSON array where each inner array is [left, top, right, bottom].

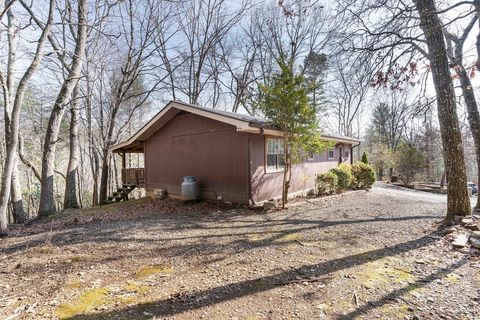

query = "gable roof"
[[111, 100, 360, 153]]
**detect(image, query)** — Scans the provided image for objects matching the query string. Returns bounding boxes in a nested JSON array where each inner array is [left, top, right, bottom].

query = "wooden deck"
[[121, 168, 145, 187]]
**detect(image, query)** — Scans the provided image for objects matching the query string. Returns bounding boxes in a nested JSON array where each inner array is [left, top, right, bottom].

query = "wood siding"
[[249, 135, 353, 203], [145, 112, 249, 203]]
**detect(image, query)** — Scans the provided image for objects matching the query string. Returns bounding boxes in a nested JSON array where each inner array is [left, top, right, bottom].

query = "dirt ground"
[[1, 184, 480, 320]]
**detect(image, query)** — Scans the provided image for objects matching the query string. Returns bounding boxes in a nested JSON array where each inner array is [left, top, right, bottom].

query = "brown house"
[[111, 101, 361, 204]]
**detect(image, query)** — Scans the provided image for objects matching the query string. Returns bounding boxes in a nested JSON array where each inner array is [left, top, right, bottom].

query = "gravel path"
[[372, 182, 478, 206], [0, 185, 479, 319]]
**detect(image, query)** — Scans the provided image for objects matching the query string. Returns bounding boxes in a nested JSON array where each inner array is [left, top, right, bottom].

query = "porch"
[[106, 145, 145, 204], [117, 146, 145, 187]]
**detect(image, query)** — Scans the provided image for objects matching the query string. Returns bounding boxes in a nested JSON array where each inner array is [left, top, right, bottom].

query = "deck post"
[[121, 151, 126, 169], [121, 151, 126, 185]]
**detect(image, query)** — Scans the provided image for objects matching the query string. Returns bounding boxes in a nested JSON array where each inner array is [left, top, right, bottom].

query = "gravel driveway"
[[0, 184, 479, 319], [372, 182, 478, 206]]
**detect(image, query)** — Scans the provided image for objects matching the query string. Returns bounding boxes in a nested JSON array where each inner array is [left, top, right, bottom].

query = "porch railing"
[[121, 168, 145, 186]]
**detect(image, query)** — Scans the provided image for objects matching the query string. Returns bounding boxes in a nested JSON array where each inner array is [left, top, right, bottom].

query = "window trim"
[[265, 137, 286, 173], [327, 149, 335, 160], [344, 150, 350, 158]]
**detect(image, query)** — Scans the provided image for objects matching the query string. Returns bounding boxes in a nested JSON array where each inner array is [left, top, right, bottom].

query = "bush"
[[394, 143, 425, 187], [315, 171, 338, 196], [361, 151, 369, 164], [330, 164, 353, 190], [351, 161, 376, 190]]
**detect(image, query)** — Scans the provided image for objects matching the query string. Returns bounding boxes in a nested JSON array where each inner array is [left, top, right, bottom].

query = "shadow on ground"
[[0, 214, 437, 257], [65, 234, 448, 320]]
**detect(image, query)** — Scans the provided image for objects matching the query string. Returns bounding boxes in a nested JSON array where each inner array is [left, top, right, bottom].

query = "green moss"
[[56, 287, 108, 319], [36, 245, 55, 254], [378, 304, 409, 319], [360, 258, 416, 290], [335, 299, 354, 311], [70, 256, 83, 263], [385, 267, 415, 284], [277, 233, 301, 242], [444, 273, 459, 283], [125, 198, 147, 206], [405, 283, 425, 297], [57, 281, 153, 319], [135, 265, 174, 278], [247, 232, 272, 243], [103, 206, 117, 213], [122, 283, 150, 293], [65, 281, 83, 290]]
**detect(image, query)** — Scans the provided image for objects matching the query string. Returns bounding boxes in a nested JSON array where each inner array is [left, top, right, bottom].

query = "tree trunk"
[[92, 158, 100, 206], [10, 152, 26, 223], [414, 0, 471, 220], [85, 70, 100, 207], [113, 154, 119, 190], [38, 0, 87, 217], [456, 68, 480, 210], [99, 149, 110, 204], [281, 138, 291, 209], [98, 102, 121, 204], [445, 18, 480, 211], [63, 86, 80, 209]]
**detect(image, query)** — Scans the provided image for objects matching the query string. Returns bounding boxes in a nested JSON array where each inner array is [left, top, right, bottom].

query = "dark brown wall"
[[249, 135, 353, 203], [145, 112, 249, 203]]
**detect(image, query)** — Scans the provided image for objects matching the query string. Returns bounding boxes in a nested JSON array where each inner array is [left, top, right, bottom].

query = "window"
[[327, 149, 334, 160], [266, 138, 285, 172], [307, 152, 315, 160], [344, 150, 350, 158]]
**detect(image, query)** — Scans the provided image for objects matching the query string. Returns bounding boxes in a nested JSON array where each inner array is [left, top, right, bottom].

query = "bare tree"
[[414, 0, 471, 219], [4, 0, 25, 223], [80, 0, 119, 206], [337, 0, 472, 220], [0, 0, 54, 234], [97, 0, 169, 204], [444, 16, 480, 210], [221, 35, 259, 113], [255, 1, 328, 67], [38, 0, 88, 217], [326, 56, 371, 137], [174, 0, 248, 106], [229, 0, 328, 115]]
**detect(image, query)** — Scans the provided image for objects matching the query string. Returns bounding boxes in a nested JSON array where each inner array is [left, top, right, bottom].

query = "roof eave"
[[321, 134, 362, 144], [109, 100, 360, 152]]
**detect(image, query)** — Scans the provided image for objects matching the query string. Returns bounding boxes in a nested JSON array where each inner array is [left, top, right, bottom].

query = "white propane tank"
[[181, 176, 199, 200]]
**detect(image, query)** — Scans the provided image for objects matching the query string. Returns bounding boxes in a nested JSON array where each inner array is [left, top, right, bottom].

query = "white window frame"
[[265, 137, 285, 173], [327, 149, 335, 160]]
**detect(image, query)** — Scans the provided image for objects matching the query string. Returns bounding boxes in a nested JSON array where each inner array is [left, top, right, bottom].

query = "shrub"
[[394, 143, 425, 187], [315, 172, 338, 196], [330, 164, 353, 190], [361, 151, 369, 164], [351, 161, 376, 190]]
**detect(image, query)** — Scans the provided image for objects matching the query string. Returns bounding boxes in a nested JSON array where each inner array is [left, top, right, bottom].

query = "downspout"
[[351, 141, 361, 164], [247, 126, 264, 205], [142, 141, 146, 191]]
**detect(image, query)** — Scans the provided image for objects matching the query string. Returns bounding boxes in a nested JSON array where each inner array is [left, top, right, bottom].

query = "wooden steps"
[[103, 184, 137, 204]]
